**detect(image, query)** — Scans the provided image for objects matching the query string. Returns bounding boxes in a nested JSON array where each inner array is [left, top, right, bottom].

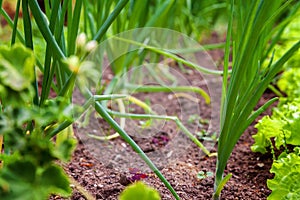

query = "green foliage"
[[214, 0, 300, 198], [0, 159, 71, 200], [119, 181, 161, 200], [271, 12, 300, 98], [251, 12, 300, 198], [1, 1, 183, 199], [0, 105, 76, 199], [267, 148, 300, 200], [84, 0, 226, 40], [0, 45, 76, 199], [278, 68, 300, 98], [1, 1, 297, 199], [0, 44, 35, 105], [197, 171, 214, 180], [264, 9, 300, 70], [251, 88, 300, 199], [252, 98, 300, 153]]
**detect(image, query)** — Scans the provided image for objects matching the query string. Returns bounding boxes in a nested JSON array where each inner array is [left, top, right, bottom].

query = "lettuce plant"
[[252, 98, 300, 153], [267, 148, 300, 200], [119, 181, 161, 200], [277, 68, 300, 98]]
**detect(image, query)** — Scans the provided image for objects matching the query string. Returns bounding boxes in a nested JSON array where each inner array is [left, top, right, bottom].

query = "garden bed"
[[51, 59, 276, 200], [1, 1, 298, 200]]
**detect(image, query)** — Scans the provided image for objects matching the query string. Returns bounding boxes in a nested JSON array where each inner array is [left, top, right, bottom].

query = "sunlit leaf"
[[0, 44, 35, 91], [267, 148, 300, 200], [119, 181, 161, 200]]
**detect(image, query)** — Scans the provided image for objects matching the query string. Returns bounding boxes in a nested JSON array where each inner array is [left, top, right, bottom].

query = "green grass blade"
[[22, 0, 39, 106], [144, 0, 175, 27], [22, 0, 33, 49], [55, 0, 69, 54], [243, 98, 278, 132], [44, 0, 51, 18], [220, 0, 234, 128], [213, 173, 232, 200]]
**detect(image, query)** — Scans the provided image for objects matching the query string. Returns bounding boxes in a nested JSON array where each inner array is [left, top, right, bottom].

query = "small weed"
[[197, 171, 214, 180]]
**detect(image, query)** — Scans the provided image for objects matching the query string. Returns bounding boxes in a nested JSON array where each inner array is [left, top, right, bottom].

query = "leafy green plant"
[[251, 20, 300, 197], [119, 181, 161, 200], [0, 44, 76, 199], [263, 8, 300, 71], [277, 68, 300, 98], [2, 1, 298, 199], [197, 171, 214, 180], [252, 98, 300, 154], [214, 0, 300, 199], [267, 147, 300, 200], [251, 100, 300, 200], [1, 1, 202, 199]]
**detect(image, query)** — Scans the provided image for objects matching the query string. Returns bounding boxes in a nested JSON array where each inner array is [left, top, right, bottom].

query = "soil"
[[51, 94, 275, 200], [50, 48, 277, 199]]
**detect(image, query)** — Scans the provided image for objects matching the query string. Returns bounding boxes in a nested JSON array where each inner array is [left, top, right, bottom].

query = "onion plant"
[[214, 0, 300, 199]]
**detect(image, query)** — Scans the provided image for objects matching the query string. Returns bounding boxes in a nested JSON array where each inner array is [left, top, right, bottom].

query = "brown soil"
[[52, 95, 274, 200], [50, 51, 276, 199]]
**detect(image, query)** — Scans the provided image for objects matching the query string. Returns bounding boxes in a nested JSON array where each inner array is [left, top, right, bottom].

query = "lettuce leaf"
[[251, 99, 300, 153], [267, 148, 300, 200], [278, 68, 300, 98]]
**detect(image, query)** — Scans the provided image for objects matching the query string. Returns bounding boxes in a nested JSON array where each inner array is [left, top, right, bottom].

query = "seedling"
[[196, 130, 218, 142], [197, 171, 214, 180]]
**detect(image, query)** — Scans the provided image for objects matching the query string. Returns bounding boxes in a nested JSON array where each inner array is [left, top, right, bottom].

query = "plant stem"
[[113, 36, 224, 75], [107, 109, 211, 156], [93, 98, 181, 200], [125, 83, 210, 104]]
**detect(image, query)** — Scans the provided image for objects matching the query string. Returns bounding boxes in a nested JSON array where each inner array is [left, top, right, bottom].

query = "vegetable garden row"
[[0, 0, 299, 199]]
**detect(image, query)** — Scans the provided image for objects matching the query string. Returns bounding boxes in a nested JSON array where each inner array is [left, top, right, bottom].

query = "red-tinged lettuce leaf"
[[267, 148, 300, 200]]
